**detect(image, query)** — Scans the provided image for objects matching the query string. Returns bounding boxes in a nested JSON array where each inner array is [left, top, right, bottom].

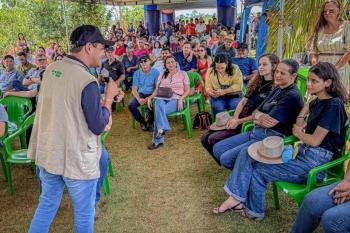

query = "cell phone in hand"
[[104, 76, 109, 83]]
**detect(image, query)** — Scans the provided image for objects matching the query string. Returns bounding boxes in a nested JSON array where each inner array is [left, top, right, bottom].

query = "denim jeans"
[[29, 166, 98, 233], [211, 95, 241, 116], [96, 145, 109, 203], [291, 182, 350, 233], [128, 93, 152, 126], [213, 127, 283, 169], [152, 98, 182, 145], [124, 73, 133, 90], [13, 80, 29, 91], [200, 128, 240, 164], [224, 144, 333, 219]]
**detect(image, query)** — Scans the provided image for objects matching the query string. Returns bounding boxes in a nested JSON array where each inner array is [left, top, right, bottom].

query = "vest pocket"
[[81, 141, 99, 174]]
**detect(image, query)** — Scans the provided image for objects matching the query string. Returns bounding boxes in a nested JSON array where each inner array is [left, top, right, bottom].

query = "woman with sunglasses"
[[147, 56, 190, 150], [310, 0, 350, 93], [197, 45, 212, 102]]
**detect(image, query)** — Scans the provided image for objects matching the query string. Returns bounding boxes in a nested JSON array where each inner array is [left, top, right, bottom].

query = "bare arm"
[[0, 122, 5, 137], [335, 52, 350, 70], [4, 89, 38, 98], [292, 124, 329, 147]]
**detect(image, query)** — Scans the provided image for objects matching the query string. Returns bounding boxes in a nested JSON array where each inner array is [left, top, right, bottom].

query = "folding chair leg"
[[103, 175, 110, 195], [185, 111, 192, 138], [4, 163, 14, 194], [0, 154, 8, 182], [108, 160, 115, 177], [272, 182, 280, 209], [20, 133, 27, 149]]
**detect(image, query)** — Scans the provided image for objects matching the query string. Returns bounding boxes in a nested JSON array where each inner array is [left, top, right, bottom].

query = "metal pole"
[[61, 0, 70, 51], [277, 0, 284, 58]]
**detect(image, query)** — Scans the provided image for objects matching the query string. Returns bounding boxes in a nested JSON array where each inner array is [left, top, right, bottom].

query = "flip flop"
[[213, 202, 244, 215], [240, 209, 264, 221]]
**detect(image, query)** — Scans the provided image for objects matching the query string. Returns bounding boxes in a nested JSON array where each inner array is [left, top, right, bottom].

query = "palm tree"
[[266, 0, 349, 58]]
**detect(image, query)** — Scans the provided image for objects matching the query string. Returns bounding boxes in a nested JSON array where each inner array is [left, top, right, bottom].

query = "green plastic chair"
[[0, 96, 33, 149], [296, 68, 308, 98], [101, 131, 114, 196], [273, 125, 350, 208], [187, 72, 205, 113], [167, 97, 192, 138], [0, 113, 35, 194]]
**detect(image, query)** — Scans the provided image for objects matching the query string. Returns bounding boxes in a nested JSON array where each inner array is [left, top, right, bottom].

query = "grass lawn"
[[0, 96, 326, 233]]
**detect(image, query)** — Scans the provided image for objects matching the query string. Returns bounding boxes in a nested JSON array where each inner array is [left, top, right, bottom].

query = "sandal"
[[213, 202, 244, 215], [155, 129, 166, 139], [240, 209, 264, 221]]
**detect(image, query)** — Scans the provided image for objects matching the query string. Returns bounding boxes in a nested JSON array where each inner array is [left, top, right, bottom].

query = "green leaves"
[[0, 0, 112, 55]]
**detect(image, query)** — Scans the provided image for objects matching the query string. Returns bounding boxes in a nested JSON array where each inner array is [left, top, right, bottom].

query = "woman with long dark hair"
[[15, 33, 29, 53], [201, 53, 279, 160], [214, 62, 348, 222], [147, 56, 190, 150], [309, 0, 350, 93], [206, 54, 243, 116]]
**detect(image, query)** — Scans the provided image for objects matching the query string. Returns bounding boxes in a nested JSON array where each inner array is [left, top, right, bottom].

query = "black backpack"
[[193, 112, 212, 130]]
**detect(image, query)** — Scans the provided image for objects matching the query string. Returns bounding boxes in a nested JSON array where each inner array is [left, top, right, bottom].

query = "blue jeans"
[[128, 93, 152, 126], [211, 95, 241, 116], [13, 80, 29, 91], [224, 144, 333, 219], [291, 182, 350, 233], [29, 166, 98, 233], [96, 145, 109, 203], [213, 127, 283, 169], [152, 98, 181, 145]]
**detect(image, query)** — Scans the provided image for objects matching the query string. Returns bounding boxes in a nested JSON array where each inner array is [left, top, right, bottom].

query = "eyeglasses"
[[198, 49, 205, 52], [323, 9, 336, 15], [140, 59, 148, 63], [38, 59, 46, 62]]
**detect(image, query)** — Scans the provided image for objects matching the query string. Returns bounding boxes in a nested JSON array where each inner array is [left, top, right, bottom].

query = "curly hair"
[[245, 53, 280, 96]]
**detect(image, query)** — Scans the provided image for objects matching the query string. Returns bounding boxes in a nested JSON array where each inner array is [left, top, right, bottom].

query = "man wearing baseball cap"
[[28, 25, 121, 233]]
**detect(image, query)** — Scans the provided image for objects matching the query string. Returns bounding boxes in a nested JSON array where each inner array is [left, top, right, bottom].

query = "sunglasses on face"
[[323, 9, 336, 15], [198, 49, 205, 52], [140, 59, 148, 63], [38, 59, 46, 62]]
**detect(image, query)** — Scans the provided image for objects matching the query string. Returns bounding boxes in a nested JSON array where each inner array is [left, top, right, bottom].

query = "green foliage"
[[0, 0, 113, 55], [121, 6, 144, 27]]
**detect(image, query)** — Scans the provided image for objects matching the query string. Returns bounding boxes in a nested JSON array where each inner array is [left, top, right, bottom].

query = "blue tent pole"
[[239, 6, 252, 43]]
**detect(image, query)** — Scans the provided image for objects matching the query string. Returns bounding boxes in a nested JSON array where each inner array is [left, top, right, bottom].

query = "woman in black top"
[[201, 54, 279, 160], [214, 62, 348, 221]]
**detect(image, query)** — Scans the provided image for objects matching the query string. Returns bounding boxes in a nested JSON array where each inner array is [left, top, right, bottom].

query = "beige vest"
[[28, 56, 101, 180]]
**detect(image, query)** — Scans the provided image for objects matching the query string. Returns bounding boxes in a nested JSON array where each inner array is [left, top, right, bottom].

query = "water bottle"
[[282, 145, 293, 163]]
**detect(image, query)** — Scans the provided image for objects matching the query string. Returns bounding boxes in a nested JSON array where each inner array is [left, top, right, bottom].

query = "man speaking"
[[28, 25, 120, 233]]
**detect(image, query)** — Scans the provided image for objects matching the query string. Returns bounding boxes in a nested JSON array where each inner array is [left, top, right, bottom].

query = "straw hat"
[[248, 136, 284, 164], [224, 35, 235, 41], [219, 31, 228, 37], [209, 112, 230, 131]]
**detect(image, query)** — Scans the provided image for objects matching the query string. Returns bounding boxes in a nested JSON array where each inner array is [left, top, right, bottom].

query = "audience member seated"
[[173, 42, 197, 72], [45, 39, 56, 58], [153, 47, 179, 74], [213, 62, 348, 223], [201, 53, 279, 159], [152, 41, 162, 60], [15, 32, 30, 53], [128, 55, 160, 131], [13, 54, 46, 91], [291, 159, 350, 233], [147, 56, 190, 150], [215, 34, 236, 60], [100, 46, 125, 88], [206, 54, 243, 116], [114, 38, 126, 58], [232, 43, 258, 86], [134, 39, 150, 58], [212, 59, 304, 169], [16, 51, 36, 75], [122, 47, 139, 91], [0, 55, 25, 91], [197, 45, 212, 102]]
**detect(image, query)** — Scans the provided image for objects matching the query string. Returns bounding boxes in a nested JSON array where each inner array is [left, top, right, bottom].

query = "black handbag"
[[156, 87, 173, 98]]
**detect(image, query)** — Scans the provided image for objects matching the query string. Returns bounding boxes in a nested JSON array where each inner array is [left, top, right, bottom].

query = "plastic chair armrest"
[[305, 151, 350, 192], [283, 135, 299, 145], [241, 120, 254, 132]]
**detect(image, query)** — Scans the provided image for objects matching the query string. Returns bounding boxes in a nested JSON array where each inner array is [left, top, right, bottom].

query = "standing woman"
[[206, 54, 243, 116], [310, 0, 350, 93], [147, 56, 190, 150], [197, 45, 212, 102], [15, 33, 29, 53]]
